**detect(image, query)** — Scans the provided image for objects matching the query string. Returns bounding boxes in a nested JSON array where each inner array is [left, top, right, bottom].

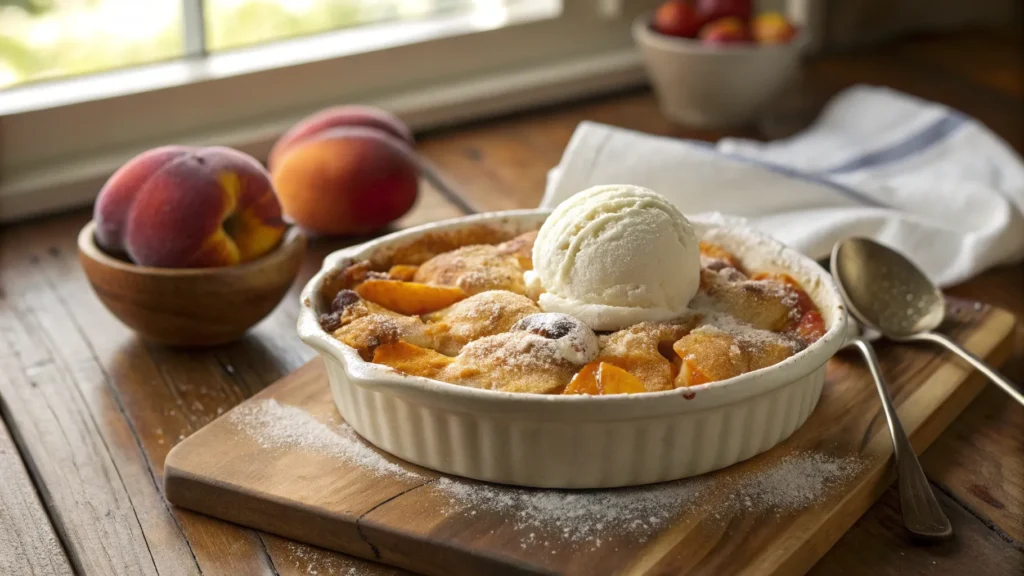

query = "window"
[[205, 0, 494, 53], [0, 0, 183, 88], [0, 0, 559, 88], [1, 1, 660, 222]]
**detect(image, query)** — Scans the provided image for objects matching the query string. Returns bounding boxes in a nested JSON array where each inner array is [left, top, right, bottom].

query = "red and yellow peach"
[[269, 106, 420, 236], [652, 0, 703, 38], [695, 0, 752, 25], [752, 12, 797, 44], [699, 17, 752, 45], [94, 146, 285, 268], [268, 105, 413, 171]]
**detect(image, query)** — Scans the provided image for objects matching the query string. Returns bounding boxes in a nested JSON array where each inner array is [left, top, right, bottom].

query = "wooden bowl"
[[78, 221, 306, 347]]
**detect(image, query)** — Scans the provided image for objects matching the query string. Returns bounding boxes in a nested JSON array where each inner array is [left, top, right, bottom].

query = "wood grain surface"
[[163, 300, 1016, 576], [0, 417, 74, 576], [1, 29, 1022, 576]]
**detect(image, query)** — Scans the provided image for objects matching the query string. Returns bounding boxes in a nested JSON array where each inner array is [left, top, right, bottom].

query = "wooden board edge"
[[358, 519, 554, 576], [164, 463, 379, 561]]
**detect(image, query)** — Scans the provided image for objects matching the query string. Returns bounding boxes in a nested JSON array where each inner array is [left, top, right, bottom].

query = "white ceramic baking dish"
[[297, 210, 848, 488]]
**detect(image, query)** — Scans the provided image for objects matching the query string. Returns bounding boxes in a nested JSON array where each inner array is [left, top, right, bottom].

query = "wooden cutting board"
[[165, 299, 1016, 576]]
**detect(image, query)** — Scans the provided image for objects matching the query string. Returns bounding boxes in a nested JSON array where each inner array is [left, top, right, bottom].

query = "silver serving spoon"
[[833, 237, 1024, 407], [835, 306, 952, 540]]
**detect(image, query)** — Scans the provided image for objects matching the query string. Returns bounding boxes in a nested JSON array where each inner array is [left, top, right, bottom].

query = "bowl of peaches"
[[298, 185, 848, 488], [79, 146, 306, 347], [633, 0, 806, 127], [79, 106, 429, 347]]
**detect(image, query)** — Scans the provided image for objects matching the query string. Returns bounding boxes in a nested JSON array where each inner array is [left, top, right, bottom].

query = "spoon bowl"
[[833, 237, 1024, 407], [831, 238, 945, 337]]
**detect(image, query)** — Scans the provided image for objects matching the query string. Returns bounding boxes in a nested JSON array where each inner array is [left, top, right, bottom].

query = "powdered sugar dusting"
[[431, 476, 706, 552], [689, 285, 800, 351], [428, 451, 866, 552], [710, 453, 867, 518], [451, 332, 573, 374], [229, 399, 421, 480], [457, 298, 505, 325], [693, 307, 797, 349], [229, 400, 866, 552], [745, 453, 865, 509], [282, 541, 401, 575], [510, 312, 599, 365]]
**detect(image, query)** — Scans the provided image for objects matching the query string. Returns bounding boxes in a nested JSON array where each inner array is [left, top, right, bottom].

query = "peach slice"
[[752, 272, 826, 342], [372, 341, 452, 379], [564, 362, 646, 395], [673, 330, 746, 386], [565, 362, 601, 395], [699, 241, 744, 272], [355, 279, 466, 315], [387, 264, 419, 281]]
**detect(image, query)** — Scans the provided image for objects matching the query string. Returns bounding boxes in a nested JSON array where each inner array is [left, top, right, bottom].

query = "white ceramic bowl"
[[632, 14, 807, 128], [298, 210, 847, 488]]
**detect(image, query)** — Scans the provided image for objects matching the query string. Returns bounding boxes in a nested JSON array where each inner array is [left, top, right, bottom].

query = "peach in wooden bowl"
[[79, 221, 305, 346], [80, 145, 305, 346]]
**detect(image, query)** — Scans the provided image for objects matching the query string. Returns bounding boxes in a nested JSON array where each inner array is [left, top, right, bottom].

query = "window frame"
[[0, 0, 663, 221], [182, 0, 206, 57]]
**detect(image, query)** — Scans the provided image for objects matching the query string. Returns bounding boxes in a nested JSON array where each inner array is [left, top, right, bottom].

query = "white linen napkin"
[[542, 85, 1024, 287]]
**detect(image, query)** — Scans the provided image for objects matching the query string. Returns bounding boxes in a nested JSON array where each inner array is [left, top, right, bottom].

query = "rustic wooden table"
[[1, 30, 1022, 576]]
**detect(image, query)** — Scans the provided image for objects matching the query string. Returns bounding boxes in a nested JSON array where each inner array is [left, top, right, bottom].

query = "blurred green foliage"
[[0, 0, 55, 16], [207, 0, 361, 51], [0, 0, 453, 89]]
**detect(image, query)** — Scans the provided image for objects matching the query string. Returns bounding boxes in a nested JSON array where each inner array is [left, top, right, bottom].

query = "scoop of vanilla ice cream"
[[526, 184, 700, 331]]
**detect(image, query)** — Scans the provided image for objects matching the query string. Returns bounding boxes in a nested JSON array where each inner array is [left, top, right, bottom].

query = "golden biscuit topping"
[[320, 226, 825, 395], [440, 331, 578, 394], [425, 291, 541, 355], [414, 244, 527, 295]]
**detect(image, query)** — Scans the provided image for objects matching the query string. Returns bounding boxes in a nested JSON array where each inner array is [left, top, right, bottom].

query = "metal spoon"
[[836, 307, 952, 539], [833, 237, 1024, 407]]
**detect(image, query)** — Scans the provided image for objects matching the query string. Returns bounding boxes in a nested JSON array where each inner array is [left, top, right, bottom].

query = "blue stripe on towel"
[[693, 111, 965, 207], [824, 113, 967, 174], [689, 140, 887, 208]]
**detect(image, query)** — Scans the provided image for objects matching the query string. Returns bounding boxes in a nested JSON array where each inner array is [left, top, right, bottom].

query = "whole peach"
[[699, 17, 752, 45], [94, 145, 192, 254], [94, 146, 286, 268], [652, 1, 703, 39], [695, 0, 751, 24], [753, 12, 797, 44], [268, 105, 414, 171], [271, 126, 419, 236]]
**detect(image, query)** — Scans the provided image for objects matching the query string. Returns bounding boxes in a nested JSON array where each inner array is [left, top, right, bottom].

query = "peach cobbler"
[[318, 226, 825, 396]]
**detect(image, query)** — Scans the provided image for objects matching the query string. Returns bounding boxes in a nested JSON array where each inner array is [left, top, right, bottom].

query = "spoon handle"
[[908, 331, 1024, 407], [849, 339, 953, 540]]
